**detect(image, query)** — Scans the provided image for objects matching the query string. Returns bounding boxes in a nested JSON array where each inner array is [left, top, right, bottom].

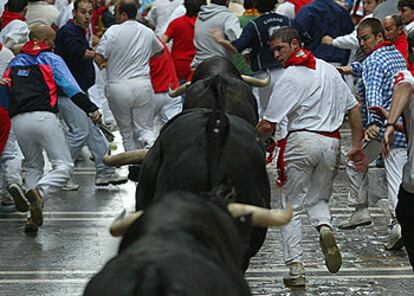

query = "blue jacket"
[[55, 21, 95, 92], [0, 85, 8, 110], [4, 41, 97, 117], [293, 0, 354, 65], [232, 12, 291, 72]]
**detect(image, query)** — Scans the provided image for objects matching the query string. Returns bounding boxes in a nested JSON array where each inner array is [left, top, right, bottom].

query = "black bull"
[[84, 192, 252, 296], [135, 106, 271, 266], [183, 56, 259, 126]]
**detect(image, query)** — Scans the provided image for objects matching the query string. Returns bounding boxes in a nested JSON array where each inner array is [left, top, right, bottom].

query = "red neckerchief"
[[285, 48, 316, 70], [369, 40, 393, 55], [0, 11, 25, 29], [21, 40, 51, 56]]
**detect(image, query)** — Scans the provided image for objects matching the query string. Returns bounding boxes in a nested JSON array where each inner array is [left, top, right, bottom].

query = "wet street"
[[0, 128, 413, 295]]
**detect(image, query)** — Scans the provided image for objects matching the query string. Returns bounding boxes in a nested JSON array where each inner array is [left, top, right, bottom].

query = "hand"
[[364, 124, 380, 142], [209, 28, 225, 43], [89, 110, 102, 125], [382, 125, 394, 159], [336, 66, 352, 75], [348, 145, 368, 172], [368, 106, 388, 122], [0, 78, 10, 85], [321, 35, 334, 45]]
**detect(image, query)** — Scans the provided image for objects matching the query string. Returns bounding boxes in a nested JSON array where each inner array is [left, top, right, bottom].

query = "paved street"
[[0, 129, 413, 295]]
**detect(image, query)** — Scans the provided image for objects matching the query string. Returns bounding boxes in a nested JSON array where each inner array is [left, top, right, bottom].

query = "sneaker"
[[1, 192, 15, 207], [384, 222, 404, 250], [7, 183, 28, 212], [338, 208, 372, 230], [25, 189, 44, 227], [62, 180, 80, 191], [24, 217, 38, 233], [95, 172, 128, 186], [283, 262, 305, 287], [319, 226, 342, 273]]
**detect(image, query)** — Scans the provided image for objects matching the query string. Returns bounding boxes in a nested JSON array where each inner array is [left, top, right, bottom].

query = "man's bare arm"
[[94, 53, 107, 69], [347, 104, 368, 172], [383, 82, 413, 157]]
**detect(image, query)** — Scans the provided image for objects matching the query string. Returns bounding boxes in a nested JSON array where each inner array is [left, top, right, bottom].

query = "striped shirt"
[[352, 45, 407, 148]]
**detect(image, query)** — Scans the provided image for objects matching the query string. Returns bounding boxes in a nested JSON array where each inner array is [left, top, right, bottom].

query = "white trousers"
[[346, 140, 407, 214], [153, 92, 182, 124], [106, 78, 155, 151], [280, 132, 340, 264], [88, 63, 116, 125], [0, 130, 22, 194], [12, 112, 73, 199], [252, 68, 284, 118]]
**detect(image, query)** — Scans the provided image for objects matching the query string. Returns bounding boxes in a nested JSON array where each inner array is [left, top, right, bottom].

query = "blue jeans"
[[58, 96, 114, 175]]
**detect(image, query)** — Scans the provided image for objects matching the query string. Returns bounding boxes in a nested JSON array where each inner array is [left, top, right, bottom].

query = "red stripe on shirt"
[[38, 64, 58, 108]]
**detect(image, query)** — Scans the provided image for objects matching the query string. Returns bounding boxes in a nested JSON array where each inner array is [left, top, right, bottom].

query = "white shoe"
[[384, 222, 404, 250], [95, 172, 128, 186], [283, 262, 305, 287], [319, 226, 342, 273], [62, 180, 80, 191], [338, 208, 372, 230]]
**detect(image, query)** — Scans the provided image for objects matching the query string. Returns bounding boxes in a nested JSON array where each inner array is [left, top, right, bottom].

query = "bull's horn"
[[109, 210, 144, 237], [241, 72, 271, 87], [227, 203, 293, 227], [103, 149, 149, 167], [168, 82, 191, 97]]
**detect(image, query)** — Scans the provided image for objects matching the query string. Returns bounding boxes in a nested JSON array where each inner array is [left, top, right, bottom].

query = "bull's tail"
[[206, 75, 230, 189]]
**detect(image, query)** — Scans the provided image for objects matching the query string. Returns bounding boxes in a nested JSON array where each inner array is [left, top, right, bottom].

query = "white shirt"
[[0, 46, 14, 76], [96, 20, 164, 83], [393, 70, 414, 193], [147, 0, 183, 36], [264, 58, 358, 132], [26, 1, 59, 26], [276, 2, 295, 19], [54, 0, 74, 28], [0, 20, 29, 49], [405, 21, 414, 37], [158, 4, 186, 38]]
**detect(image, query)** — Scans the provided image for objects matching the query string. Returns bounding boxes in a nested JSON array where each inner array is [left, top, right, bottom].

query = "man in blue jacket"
[[293, 0, 354, 66], [210, 0, 291, 117], [3, 24, 101, 232], [55, 0, 127, 188]]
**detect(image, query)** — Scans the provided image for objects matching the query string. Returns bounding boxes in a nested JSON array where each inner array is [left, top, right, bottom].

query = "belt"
[[276, 129, 341, 187]]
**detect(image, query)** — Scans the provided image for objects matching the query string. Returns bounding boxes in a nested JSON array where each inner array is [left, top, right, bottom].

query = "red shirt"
[[91, 5, 109, 34], [164, 15, 197, 81], [150, 39, 180, 94], [287, 0, 313, 14], [0, 108, 10, 153], [394, 33, 409, 67]]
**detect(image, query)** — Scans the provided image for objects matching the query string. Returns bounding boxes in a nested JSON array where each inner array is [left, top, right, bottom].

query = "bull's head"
[[168, 72, 272, 98], [110, 203, 293, 237]]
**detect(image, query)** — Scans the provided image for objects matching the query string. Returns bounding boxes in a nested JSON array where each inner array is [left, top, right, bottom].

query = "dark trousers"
[[396, 185, 414, 272]]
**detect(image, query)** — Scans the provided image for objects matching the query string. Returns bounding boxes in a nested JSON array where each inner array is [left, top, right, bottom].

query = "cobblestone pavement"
[[0, 129, 412, 295]]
